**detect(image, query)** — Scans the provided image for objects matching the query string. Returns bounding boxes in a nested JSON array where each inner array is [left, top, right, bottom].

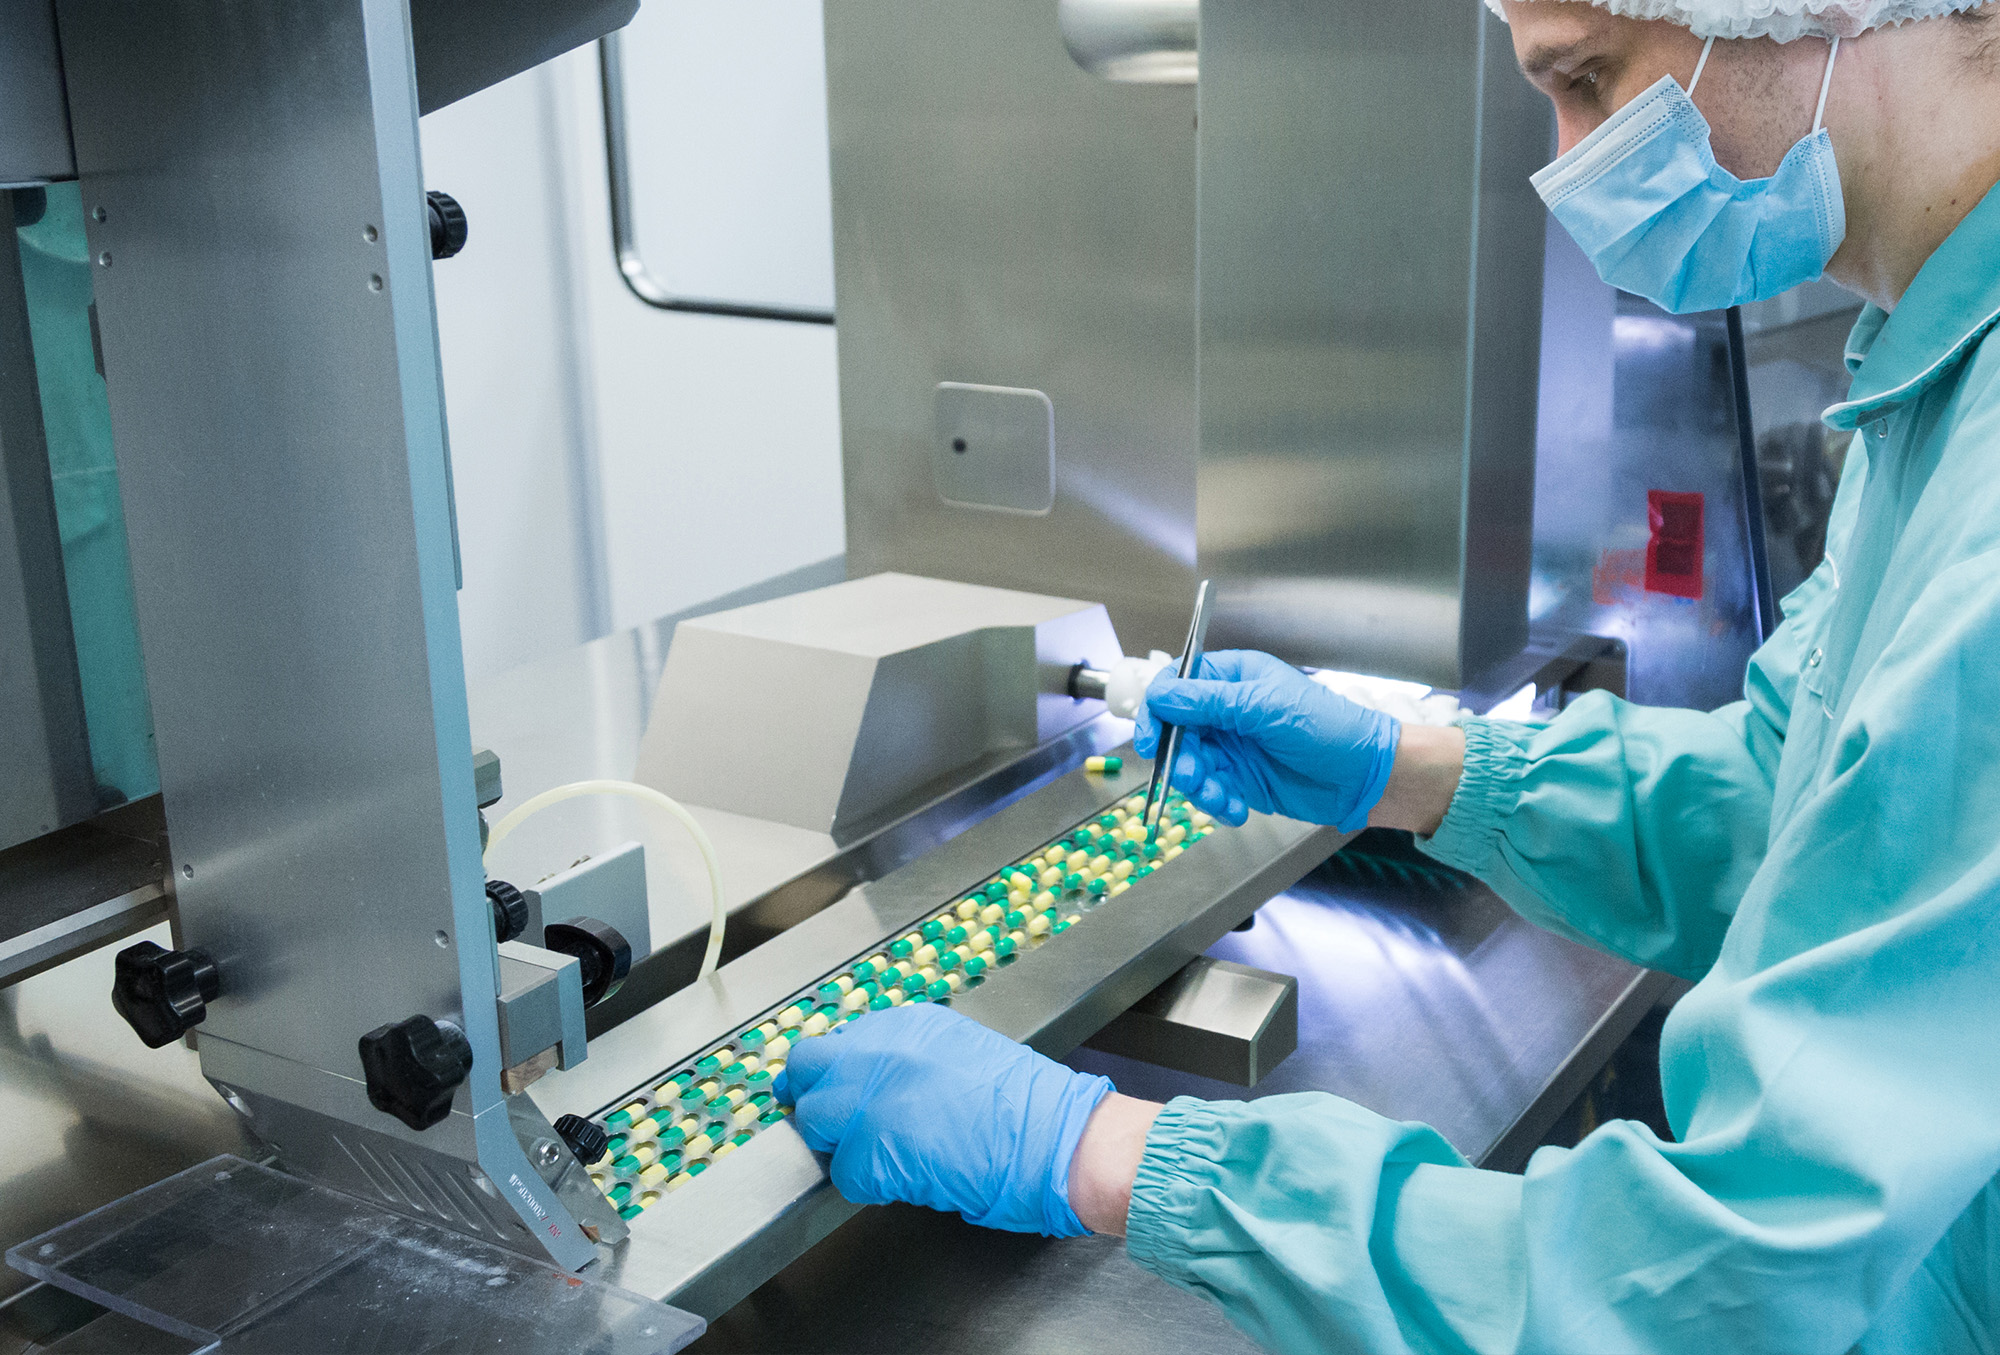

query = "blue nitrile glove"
[[1134, 650, 1400, 832], [774, 1003, 1112, 1236]]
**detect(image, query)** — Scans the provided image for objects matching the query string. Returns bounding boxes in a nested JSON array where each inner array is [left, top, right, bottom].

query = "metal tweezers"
[[1141, 578, 1213, 833]]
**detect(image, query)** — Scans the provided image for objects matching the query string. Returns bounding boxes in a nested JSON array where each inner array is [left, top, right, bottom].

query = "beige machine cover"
[[636, 573, 1122, 840]]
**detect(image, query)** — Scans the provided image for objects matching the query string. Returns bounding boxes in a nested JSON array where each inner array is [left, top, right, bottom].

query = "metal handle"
[[1142, 578, 1212, 831], [597, 31, 835, 327]]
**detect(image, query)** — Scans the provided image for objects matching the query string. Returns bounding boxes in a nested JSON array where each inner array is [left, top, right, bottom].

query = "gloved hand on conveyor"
[[1135, 650, 1400, 832], [776, 1004, 1112, 1235]]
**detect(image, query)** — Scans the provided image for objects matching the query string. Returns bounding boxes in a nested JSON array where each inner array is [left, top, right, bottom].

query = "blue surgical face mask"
[[1532, 36, 1845, 314]]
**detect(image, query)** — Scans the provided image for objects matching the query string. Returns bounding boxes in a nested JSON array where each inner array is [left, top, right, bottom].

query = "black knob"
[[358, 1014, 474, 1131], [544, 918, 632, 1007], [555, 1113, 609, 1166], [112, 941, 220, 1049], [426, 190, 468, 260], [486, 879, 528, 944]]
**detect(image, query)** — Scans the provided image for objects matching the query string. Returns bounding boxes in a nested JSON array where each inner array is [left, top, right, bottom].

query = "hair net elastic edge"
[[1481, 0, 1991, 42]]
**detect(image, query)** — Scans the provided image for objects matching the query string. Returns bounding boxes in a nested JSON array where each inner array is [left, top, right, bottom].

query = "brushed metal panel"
[[1196, 0, 1550, 695], [0, 0, 74, 185], [932, 382, 1055, 516], [56, 0, 596, 1267], [1529, 277, 1766, 712], [827, 0, 1199, 654], [410, 0, 637, 115], [57, 0, 476, 1080]]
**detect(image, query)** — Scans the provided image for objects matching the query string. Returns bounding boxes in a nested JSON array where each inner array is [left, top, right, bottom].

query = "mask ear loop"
[[1688, 36, 1717, 95], [1813, 36, 1842, 132]]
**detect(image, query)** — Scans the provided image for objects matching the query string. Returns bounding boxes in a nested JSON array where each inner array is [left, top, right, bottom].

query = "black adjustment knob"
[[112, 941, 221, 1048], [486, 879, 528, 944], [544, 918, 632, 1007], [554, 1113, 609, 1166], [426, 190, 468, 260], [358, 1014, 474, 1131]]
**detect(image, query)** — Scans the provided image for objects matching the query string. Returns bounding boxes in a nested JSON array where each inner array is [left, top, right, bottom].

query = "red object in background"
[[1645, 490, 1705, 600]]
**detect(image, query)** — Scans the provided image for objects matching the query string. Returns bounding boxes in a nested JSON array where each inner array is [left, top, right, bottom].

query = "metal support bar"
[[495, 941, 587, 1075], [0, 796, 170, 987], [597, 32, 835, 327]]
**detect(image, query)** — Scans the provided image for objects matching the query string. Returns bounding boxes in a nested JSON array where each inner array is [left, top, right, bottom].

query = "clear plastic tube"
[[484, 779, 729, 980]]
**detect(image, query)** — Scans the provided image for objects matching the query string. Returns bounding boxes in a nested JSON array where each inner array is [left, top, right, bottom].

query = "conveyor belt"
[[584, 777, 1223, 1219]]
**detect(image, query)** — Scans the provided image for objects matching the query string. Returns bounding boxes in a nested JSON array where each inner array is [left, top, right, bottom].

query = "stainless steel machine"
[[0, 0, 1823, 1348]]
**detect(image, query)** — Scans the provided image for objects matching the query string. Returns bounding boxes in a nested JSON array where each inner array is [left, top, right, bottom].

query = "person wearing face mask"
[[778, 2, 2000, 1349]]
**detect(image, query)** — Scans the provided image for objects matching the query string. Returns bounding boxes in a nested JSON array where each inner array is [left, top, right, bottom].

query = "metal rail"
[[597, 32, 835, 326]]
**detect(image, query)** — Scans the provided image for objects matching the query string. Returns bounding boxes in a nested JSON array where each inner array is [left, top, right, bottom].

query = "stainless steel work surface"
[[694, 1205, 1258, 1355], [686, 849, 1658, 1350], [1071, 849, 1662, 1168]]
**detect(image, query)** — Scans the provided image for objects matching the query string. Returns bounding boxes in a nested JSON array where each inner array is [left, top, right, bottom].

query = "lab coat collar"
[[1823, 179, 2000, 432]]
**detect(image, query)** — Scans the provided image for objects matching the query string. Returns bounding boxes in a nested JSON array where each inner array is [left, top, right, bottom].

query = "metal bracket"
[[524, 840, 650, 957], [497, 941, 588, 1089], [1083, 955, 1298, 1087]]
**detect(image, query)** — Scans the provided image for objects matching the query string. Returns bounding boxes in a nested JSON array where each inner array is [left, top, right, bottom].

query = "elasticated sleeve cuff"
[[1124, 1096, 1225, 1280], [1122, 1092, 1502, 1354], [1416, 717, 1532, 878]]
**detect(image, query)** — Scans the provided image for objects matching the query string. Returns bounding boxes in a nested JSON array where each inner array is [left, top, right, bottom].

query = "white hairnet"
[[1482, 0, 1990, 41]]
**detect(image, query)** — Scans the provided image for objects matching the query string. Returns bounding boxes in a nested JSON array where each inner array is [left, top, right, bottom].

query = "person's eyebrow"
[[1519, 38, 1593, 81]]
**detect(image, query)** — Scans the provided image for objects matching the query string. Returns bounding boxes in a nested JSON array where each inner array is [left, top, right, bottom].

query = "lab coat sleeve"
[[1415, 621, 1803, 979], [1128, 550, 2000, 1355], [1127, 1094, 1529, 1355], [1419, 435, 1866, 979]]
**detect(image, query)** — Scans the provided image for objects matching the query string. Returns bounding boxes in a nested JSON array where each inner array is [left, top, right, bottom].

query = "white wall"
[[423, 67, 601, 678], [420, 3, 845, 682]]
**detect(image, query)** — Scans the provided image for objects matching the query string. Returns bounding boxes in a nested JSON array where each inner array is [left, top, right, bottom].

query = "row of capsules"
[[588, 1011, 805, 1215], [587, 775, 1217, 1220]]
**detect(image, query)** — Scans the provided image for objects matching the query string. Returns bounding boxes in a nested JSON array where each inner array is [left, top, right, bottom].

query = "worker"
[[781, 0, 2000, 1348]]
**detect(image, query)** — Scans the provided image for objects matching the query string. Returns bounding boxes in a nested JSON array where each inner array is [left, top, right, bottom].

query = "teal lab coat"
[[1126, 181, 2000, 1354]]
